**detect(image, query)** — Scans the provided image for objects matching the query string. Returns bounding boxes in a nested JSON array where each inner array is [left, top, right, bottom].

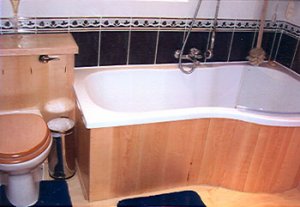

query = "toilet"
[[0, 113, 52, 207]]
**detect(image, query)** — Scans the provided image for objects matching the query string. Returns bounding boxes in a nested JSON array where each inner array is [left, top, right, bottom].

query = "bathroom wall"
[[278, 1, 300, 26], [0, 0, 283, 19], [0, 0, 299, 73]]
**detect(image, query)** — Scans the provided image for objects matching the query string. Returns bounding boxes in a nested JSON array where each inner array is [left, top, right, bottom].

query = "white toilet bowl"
[[0, 113, 52, 207]]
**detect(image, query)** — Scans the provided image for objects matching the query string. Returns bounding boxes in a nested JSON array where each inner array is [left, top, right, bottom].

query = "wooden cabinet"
[[0, 34, 78, 121]]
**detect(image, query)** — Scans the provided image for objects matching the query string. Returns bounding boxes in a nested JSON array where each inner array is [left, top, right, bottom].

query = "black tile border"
[[0, 17, 299, 37], [1, 16, 300, 74]]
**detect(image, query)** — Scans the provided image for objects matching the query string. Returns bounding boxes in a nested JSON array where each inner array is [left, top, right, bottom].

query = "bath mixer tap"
[[174, 48, 203, 63]]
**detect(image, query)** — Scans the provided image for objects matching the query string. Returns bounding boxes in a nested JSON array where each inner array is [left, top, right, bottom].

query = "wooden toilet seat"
[[0, 114, 51, 164]]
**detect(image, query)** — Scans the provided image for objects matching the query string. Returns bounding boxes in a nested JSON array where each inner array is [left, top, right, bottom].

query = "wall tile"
[[269, 32, 281, 60], [68, 19, 299, 68], [261, 31, 279, 60], [229, 32, 255, 61], [72, 32, 99, 67], [183, 31, 209, 56], [2, 16, 299, 70], [156, 31, 184, 64], [72, 30, 295, 68], [207, 32, 233, 62], [276, 33, 298, 68], [291, 42, 300, 74], [100, 31, 129, 66], [129, 31, 158, 65]]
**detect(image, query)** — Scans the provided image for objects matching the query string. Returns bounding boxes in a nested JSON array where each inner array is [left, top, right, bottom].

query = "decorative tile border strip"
[[0, 17, 299, 37], [277, 20, 300, 38]]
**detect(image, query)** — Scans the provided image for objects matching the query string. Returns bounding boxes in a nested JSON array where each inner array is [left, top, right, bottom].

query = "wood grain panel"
[[136, 123, 169, 191], [221, 122, 260, 191], [0, 34, 77, 121], [161, 120, 199, 188], [89, 127, 115, 201], [272, 128, 300, 191], [298, 176, 300, 190], [186, 119, 210, 184], [111, 125, 144, 195], [75, 108, 91, 200], [75, 117, 300, 201], [0, 34, 78, 56], [0, 55, 75, 121], [196, 119, 237, 186]]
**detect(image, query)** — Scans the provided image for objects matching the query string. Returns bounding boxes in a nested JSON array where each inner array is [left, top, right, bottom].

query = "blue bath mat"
[[0, 180, 72, 206], [117, 190, 206, 207]]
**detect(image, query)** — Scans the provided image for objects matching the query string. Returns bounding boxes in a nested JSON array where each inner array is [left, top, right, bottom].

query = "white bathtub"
[[74, 63, 300, 128]]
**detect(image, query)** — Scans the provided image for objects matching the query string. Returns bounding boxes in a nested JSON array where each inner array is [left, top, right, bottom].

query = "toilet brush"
[[247, 0, 269, 65]]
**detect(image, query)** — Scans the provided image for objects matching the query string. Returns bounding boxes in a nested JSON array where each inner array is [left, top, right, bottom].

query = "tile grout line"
[[153, 18, 161, 65], [251, 20, 259, 49], [290, 37, 300, 69], [204, 24, 213, 63], [268, 27, 279, 61], [34, 17, 37, 34], [226, 19, 237, 62], [126, 17, 132, 65], [183, 18, 188, 45], [97, 17, 102, 66], [273, 30, 283, 61], [67, 17, 70, 34], [0, 19, 2, 35]]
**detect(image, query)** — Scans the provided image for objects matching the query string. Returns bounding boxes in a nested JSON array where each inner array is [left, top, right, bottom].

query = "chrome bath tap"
[[174, 48, 203, 64]]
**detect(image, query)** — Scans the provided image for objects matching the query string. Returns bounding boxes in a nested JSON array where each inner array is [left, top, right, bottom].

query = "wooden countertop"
[[0, 33, 78, 56]]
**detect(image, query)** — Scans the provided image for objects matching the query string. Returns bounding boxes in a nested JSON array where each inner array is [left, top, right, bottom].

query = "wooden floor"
[[67, 174, 300, 207]]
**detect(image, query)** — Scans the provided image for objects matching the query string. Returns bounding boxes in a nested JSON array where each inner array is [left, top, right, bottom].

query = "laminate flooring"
[[67, 174, 300, 207]]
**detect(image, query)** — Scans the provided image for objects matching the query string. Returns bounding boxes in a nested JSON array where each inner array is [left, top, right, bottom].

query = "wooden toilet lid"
[[0, 114, 51, 164]]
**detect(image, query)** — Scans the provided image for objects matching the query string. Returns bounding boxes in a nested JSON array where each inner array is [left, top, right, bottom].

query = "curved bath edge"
[[77, 104, 300, 129], [74, 63, 300, 129]]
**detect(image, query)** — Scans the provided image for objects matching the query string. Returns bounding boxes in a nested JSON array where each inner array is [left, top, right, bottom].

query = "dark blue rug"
[[0, 180, 72, 207], [117, 190, 206, 207]]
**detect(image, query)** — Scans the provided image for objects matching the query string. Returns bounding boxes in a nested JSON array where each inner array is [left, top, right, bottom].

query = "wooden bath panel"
[[75, 114, 300, 201]]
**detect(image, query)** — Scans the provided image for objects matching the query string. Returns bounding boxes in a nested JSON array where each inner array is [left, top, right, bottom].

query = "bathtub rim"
[[74, 62, 300, 129]]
